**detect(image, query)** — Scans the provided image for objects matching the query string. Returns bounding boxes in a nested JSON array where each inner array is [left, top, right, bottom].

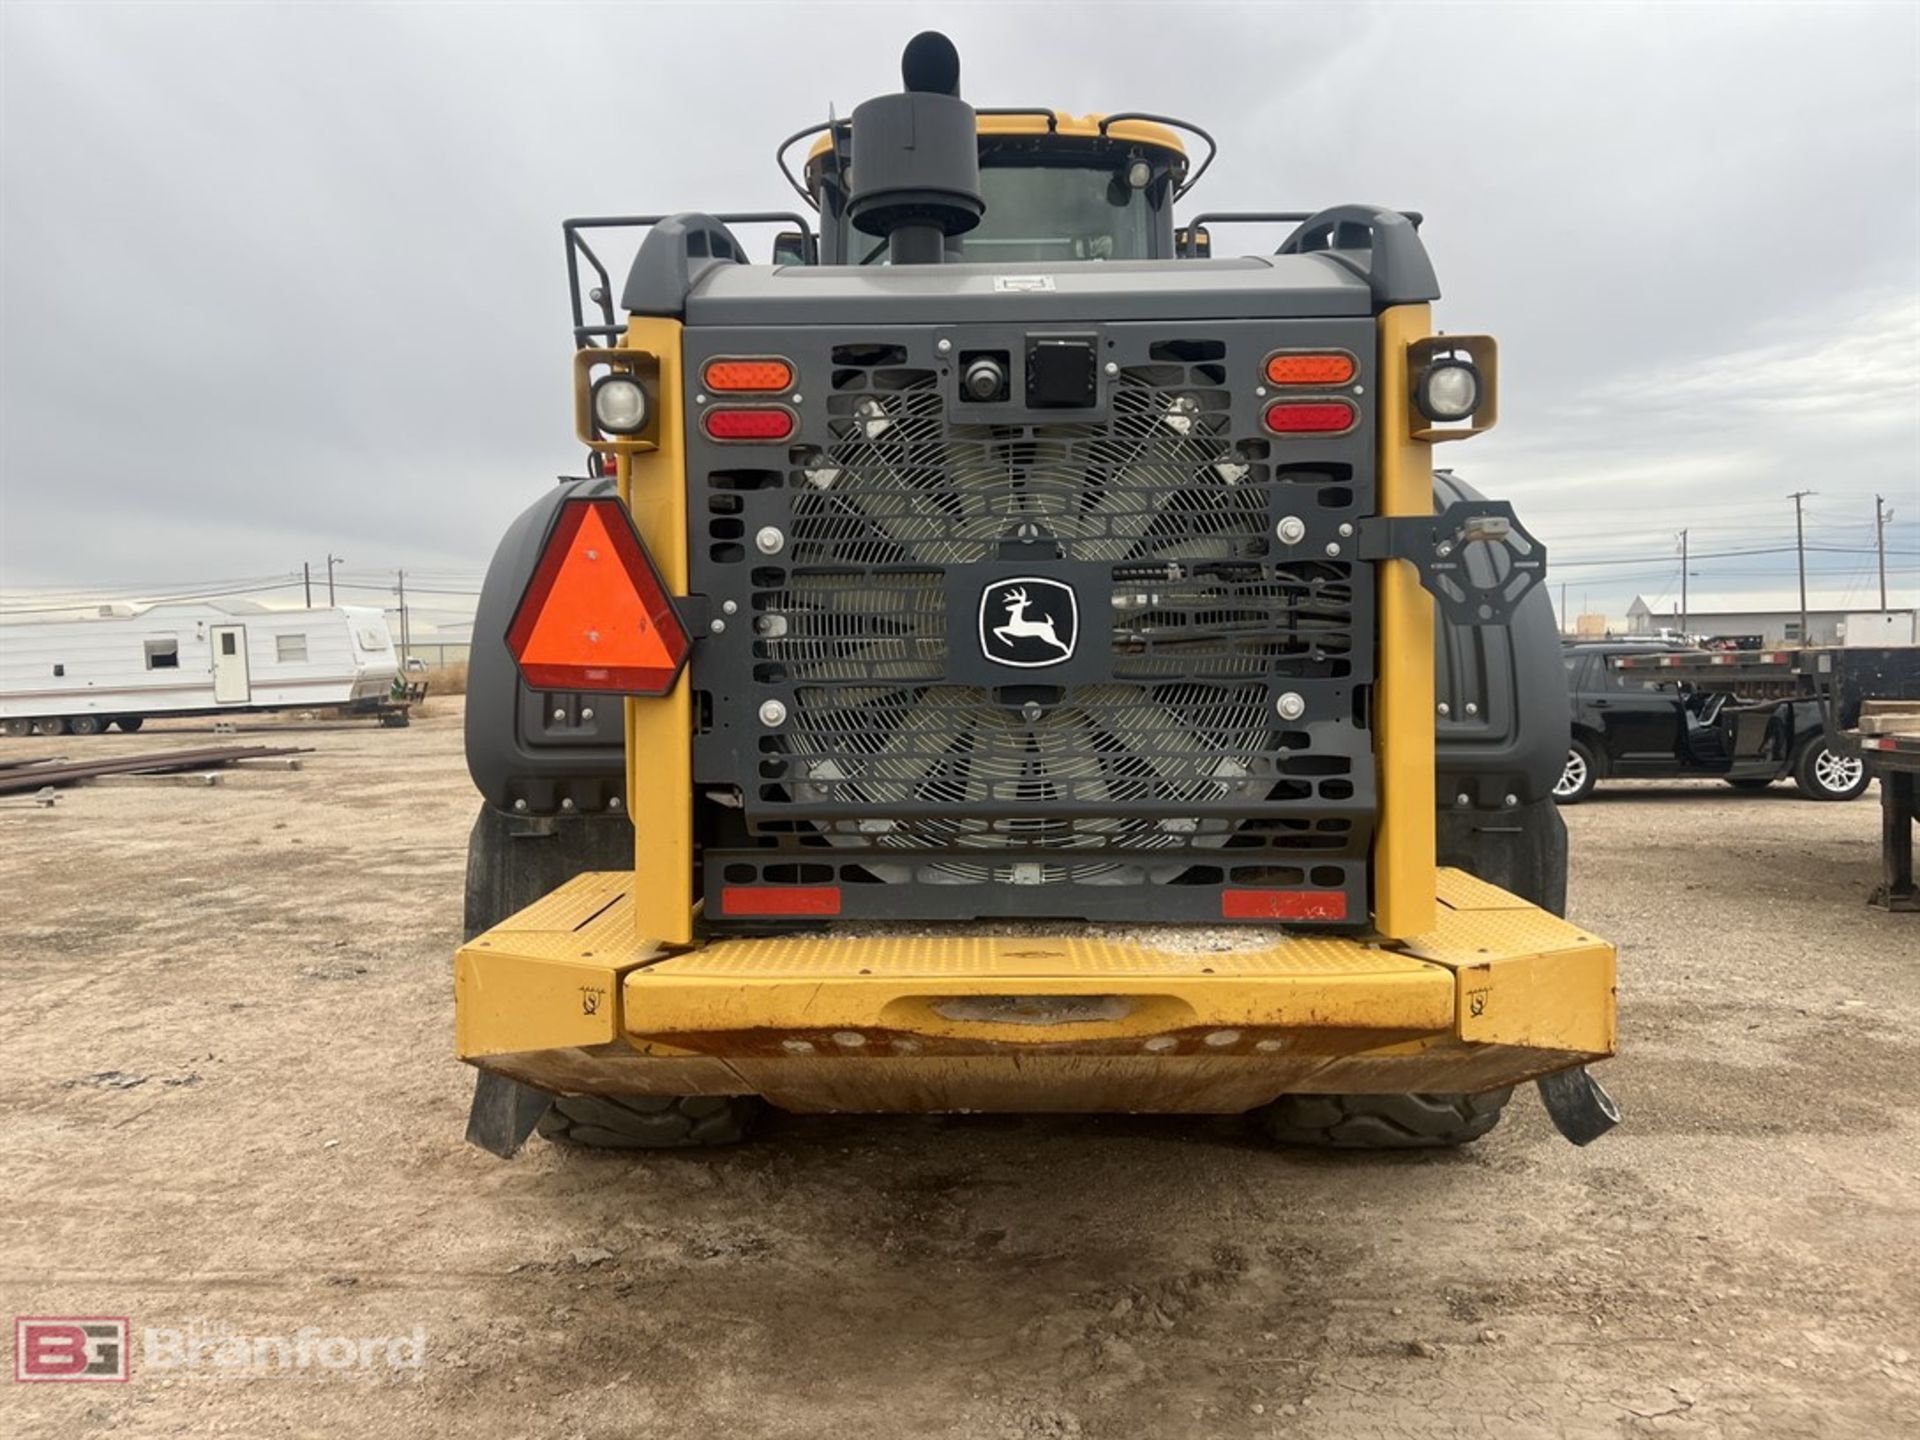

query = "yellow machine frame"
[[456, 306, 1617, 1115]]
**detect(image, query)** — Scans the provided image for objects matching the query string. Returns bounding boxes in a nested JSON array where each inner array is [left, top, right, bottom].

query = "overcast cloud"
[[2, 0, 1916, 622]]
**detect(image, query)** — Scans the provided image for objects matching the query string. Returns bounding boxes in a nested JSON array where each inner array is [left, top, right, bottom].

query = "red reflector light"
[[505, 497, 691, 695], [1265, 352, 1356, 386], [704, 407, 795, 442], [1221, 889, 1349, 921], [703, 358, 794, 392], [720, 886, 842, 917], [1263, 400, 1357, 435]]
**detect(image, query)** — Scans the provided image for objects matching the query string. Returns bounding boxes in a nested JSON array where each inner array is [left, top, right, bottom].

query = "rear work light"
[[703, 358, 794, 393], [1263, 399, 1357, 435], [505, 497, 691, 695], [1264, 352, 1356, 386], [704, 407, 796, 442]]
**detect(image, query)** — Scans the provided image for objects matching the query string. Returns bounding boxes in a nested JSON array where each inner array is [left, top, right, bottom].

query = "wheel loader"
[[455, 33, 1619, 1156]]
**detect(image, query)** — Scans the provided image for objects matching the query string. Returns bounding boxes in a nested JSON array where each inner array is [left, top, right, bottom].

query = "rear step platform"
[[456, 870, 1614, 1114]]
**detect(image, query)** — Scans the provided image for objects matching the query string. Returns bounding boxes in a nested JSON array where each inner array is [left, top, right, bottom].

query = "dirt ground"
[[3, 702, 1915, 1439]]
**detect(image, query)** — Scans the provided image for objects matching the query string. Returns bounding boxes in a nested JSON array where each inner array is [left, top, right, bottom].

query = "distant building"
[[1626, 597, 1916, 647]]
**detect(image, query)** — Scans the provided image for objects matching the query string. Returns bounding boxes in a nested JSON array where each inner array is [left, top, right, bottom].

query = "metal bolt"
[[694, 392, 707, 405], [781, 1039, 815, 1054], [1325, 542, 1342, 557], [758, 699, 788, 727], [581, 707, 594, 721], [608, 796, 623, 812], [1021, 701, 1043, 723], [1338, 522, 1354, 538], [1204, 1029, 1242, 1048], [1104, 360, 1120, 376], [1255, 385, 1268, 398], [709, 618, 726, 634], [1353, 384, 1366, 395], [1437, 702, 1451, 716], [936, 337, 953, 354], [722, 600, 738, 615], [552, 707, 566, 722], [790, 393, 803, 405], [831, 1031, 866, 1049], [755, 525, 786, 555], [1276, 515, 1307, 544], [1456, 793, 1472, 807], [1503, 793, 1519, 808], [560, 797, 575, 812], [1464, 701, 1478, 716], [1436, 541, 1454, 558], [1276, 691, 1306, 721], [1143, 1036, 1178, 1053], [512, 798, 529, 813]]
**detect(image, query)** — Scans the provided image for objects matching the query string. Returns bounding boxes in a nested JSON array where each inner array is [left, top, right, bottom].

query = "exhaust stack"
[[848, 32, 984, 265]]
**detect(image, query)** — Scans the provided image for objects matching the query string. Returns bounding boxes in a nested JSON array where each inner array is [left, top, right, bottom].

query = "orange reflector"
[[1221, 889, 1349, 921], [720, 886, 842, 917], [703, 358, 794, 392], [505, 497, 691, 695], [704, 407, 796, 442], [1263, 400, 1357, 435], [1265, 352, 1356, 386]]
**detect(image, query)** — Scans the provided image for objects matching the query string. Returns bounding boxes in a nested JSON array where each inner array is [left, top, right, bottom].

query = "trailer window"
[[144, 639, 179, 670], [276, 633, 308, 662]]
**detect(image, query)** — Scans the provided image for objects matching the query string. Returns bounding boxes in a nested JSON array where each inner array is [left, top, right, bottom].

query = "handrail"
[[562, 214, 815, 348]]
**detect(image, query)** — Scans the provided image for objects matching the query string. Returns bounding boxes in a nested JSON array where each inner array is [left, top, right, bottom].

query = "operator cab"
[[795, 113, 1201, 264]]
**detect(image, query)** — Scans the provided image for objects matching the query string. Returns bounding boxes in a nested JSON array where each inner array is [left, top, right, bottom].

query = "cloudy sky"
[[3, 0, 1916, 625]]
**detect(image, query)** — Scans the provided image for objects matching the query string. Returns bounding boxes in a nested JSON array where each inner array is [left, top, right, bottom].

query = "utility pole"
[[1788, 491, 1813, 645], [1560, 581, 1569, 636], [326, 553, 343, 607], [1678, 528, 1688, 636], [1877, 494, 1891, 613], [396, 569, 410, 665], [303, 562, 312, 609]]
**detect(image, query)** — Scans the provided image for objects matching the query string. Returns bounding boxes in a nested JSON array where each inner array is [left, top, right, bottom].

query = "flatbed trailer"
[[1612, 647, 1920, 910]]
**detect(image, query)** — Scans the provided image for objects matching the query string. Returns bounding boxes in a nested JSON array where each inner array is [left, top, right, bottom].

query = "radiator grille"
[[690, 324, 1377, 924]]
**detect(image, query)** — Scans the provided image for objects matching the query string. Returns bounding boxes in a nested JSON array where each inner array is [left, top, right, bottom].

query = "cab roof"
[[805, 111, 1189, 188]]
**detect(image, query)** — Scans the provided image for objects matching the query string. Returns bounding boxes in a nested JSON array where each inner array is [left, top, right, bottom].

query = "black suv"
[[1556, 642, 1868, 803]]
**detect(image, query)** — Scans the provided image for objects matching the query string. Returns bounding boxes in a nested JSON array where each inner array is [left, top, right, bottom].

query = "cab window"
[[854, 163, 1157, 264]]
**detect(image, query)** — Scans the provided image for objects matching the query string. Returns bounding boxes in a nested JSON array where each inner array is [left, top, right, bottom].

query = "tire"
[[1792, 737, 1869, 802], [1552, 739, 1598, 804], [537, 1093, 762, 1149], [2, 719, 30, 739], [31, 717, 69, 737], [1437, 795, 1567, 915], [461, 804, 765, 1153], [114, 717, 145, 733], [1724, 776, 1775, 791], [1252, 1089, 1513, 1149], [67, 715, 103, 737]]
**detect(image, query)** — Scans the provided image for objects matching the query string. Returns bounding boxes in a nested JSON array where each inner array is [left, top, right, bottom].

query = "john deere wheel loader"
[[455, 33, 1618, 1157]]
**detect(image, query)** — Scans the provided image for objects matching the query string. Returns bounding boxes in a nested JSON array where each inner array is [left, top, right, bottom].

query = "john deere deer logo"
[[980, 578, 1077, 668]]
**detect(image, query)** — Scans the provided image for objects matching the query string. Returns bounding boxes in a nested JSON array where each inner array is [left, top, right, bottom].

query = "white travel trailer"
[[0, 602, 402, 736]]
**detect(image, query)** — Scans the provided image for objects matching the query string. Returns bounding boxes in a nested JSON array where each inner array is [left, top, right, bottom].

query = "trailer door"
[[210, 625, 251, 703]]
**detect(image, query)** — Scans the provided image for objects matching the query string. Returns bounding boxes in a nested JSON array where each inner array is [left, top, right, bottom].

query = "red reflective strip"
[[720, 886, 842, 917], [704, 407, 795, 441], [1221, 889, 1349, 921], [505, 498, 691, 695], [1263, 400, 1356, 434]]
